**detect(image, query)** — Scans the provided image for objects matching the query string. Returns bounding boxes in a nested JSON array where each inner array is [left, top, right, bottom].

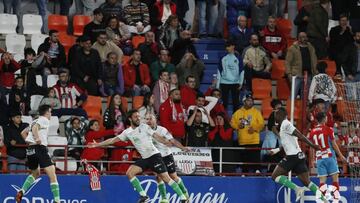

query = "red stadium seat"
[[73, 15, 92, 36], [132, 35, 145, 49], [276, 18, 292, 39], [83, 96, 102, 119], [286, 99, 302, 120], [252, 79, 272, 99], [58, 33, 76, 56], [48, 15, 68, 33], [276, 78, 291, 100], [320, 60, 337, 77], [132, 96, 144, 110], [271, 59, 286, 80], [261, 97, 273, 120]]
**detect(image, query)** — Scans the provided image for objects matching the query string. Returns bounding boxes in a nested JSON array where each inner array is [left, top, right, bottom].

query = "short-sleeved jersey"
[[152, 125, 174, 157], [117, 123, 160, 159], [25, 116, 50, 146], [309, 124, 335, 160], [280, 119, 302, 156]]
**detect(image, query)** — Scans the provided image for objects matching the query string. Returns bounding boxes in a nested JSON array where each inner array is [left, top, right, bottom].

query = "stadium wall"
[[0, 175, 354, 203]]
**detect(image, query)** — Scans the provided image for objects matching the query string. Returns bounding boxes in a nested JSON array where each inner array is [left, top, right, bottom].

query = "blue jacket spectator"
[[227, 0, 251, 30], [229, 15, 253, 55]]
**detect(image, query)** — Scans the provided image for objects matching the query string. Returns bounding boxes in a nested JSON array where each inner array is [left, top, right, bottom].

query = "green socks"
[[308, 182, 326, 201], [50, 182, 60, 202], [275, 175, 299, 191], [21, 175, 35, 193], [130, 177, 146, 197], [168, 180, 186, 200], [176, 178, 189, 197], [158, 181, 167, 199]]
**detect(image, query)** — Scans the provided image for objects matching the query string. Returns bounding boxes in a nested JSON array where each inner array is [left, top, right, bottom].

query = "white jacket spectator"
[[308, 62, 337, 103]]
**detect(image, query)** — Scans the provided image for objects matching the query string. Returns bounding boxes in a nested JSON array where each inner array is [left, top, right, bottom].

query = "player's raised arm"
[[292, 129, 320, 150], [87, 136, 121, 148], [153, 132, 172, 147], [170, 138, 190, 152]]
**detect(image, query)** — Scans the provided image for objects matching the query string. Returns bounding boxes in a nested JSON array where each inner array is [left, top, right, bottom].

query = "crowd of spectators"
[[0, 0, 359, 174]]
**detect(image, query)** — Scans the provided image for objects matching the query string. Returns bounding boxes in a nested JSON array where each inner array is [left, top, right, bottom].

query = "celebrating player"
[[271, 107, 326, 202], [88, 109, 189, 203], [16, 105, 60, 203], [309, 112, 347, 202], [145, 113, 190, 203]]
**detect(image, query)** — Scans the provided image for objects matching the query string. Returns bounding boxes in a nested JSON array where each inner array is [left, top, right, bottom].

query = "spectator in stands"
[[170, 72, 179, 90], [122, 49, 151, 96], [74, 0, 97, 15], [124, 0, 151, 35], [60, 0, 73, 15], [100, 52, 124, 96], [159, 15, 183, 50], [0, 85, 9, 126], [251, 0, 271, 33], [151, 0, 177, 29], [160, 88, 187, 142], [9, 77, 29, 115], [99, 0, 123, 22], [261, 16, 287, 59], [176, 53, 204, 89], [196, 0, 219, 38], [0, 52, 21, 89], [208, 112, 234, 172], [294, 0, 311, 34], [260, 99, 282, 172], [20, 48, 36, 71], [306, 0, 330, 59], [187, 92, 218, 124], [103, 93, 126, 133], [186, 107, 215, 146], [67, 38, 81, 73], [285, 32, 317, 98], [308, 62, 337, 108], [171, 30, 198, 65], [3, 0, 21, 32], [4, 111, 28, 172], [308, 98, 334, 129], [205, 88, 227, 121], [138, 93, 156, 122], [53, 69, 88, 118], [172, 0, 190, 29], [217, 41, 243, 112], [230, 93, 265, 173], [339, 31, 360, 82], [243, 33, 272, 91], [329, 14, 353, 66], [83, 8, 106, 44], [226, 0, 251, 30], [180, 75, 197, 109], [229, 16, 252, 55], [138, 31, 159, 66], [38, 30, 66, 74], [39, 88, 61, 111], [65, 117, 87, 164], [35, 0, 47, 33], [105, 16, 132, 56], [92, 32, 123, 63], [269, 0, 285, 18], [349, 0, 360, 31], [153, 69, 170, 113], [150, 49, 175, 81], [72, 36, 103, 96]]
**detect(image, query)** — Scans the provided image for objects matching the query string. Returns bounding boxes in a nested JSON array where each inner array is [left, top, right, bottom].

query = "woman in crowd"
[[138, 92, 156, 122], [159, 15, 183, 50], [105, 16, 133, 55]]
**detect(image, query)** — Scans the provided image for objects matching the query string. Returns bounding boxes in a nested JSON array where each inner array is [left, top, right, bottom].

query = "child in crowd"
[[39, 88, 61, 110]]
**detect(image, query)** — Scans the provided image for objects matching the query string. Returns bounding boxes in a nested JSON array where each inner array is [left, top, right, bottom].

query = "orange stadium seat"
[[73, 15, 92, 36], [122, 55, 131, 64], [83, 96, 102, 119], [276, 18, 292, 38], [276, 78, 290, 100], [286, 99, 302, 120], [252, 78, 272, 99], [321, 60, 337, 77], [48, 15, 68, 33], [132, 35, 145, 49], [132, 96, 144, 110], [58, 33, 76, 56], [261, 97, 273, 119], [271, 59, 286, 80]]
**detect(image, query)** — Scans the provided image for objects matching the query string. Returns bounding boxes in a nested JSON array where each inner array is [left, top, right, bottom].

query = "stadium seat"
[[30, 95, 44, 111], [0, 14, 17, 34], [132, 96, 144, 110], [48, 14, 68, 33], [252, 79, 272, 99], [55, 158, 78, 171], [21, 116, 33, 125], [132, 35, 145, 48], [47, 74, 59, 87], [276, 18, 292, 39], [261, 98, 273, 120], [5, 34, 26, 55], [197, 50, 222, 64], [49, 116, 60, 136], [276, 78, 291, 100], [47, 135, 67, 156], [83, 96, 102, 119], [271, 59, 286, 80], [58, 33, 76, 56], [36, 75, 43, 86], [321, 60, 337, 77], [73, 15, 92, 36], [31, 34, 48, 52], [286, 99, 302, 120], [22, 14, 43, 35]]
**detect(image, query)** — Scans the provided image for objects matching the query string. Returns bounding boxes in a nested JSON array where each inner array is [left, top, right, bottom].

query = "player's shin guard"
[[158, 181, 167, 200], [274, 175, 299, 191], [50, 182, 60, 202], [21, 175, 36, 193], [168, 179, 186, 200], [332, 182, 341, 200], [130, 177, 147, 197], [308, 182, 326, 201], [176, 178, 189, 197]]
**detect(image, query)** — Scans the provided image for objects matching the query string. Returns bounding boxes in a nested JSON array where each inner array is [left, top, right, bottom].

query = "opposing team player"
[[145, 113, 190, 203], [309, 112, 347, 202], [272, 107, 326, 202], [16, 105, 60, 203], [88, 109, 189, 203]]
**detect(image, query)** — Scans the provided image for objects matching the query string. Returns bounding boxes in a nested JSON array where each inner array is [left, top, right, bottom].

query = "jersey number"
[[313, 133, 326, 148]]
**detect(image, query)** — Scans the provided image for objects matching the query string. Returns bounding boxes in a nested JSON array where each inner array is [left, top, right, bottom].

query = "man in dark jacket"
[[171, 30, 198, 65], [99, 0, 123, 22], [138, 31, 159, 67], [229, 15, 253, 55], [83, 8, 106, 44], [37, 30, 66, 74], [4, 111, 28, 172], [339, 31, 360, 82]]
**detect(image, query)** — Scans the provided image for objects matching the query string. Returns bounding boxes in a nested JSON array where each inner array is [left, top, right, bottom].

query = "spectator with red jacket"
[[159, 88, 187, 142], [205, 87, 228, 121], [0, 52, 20, 88], [180, 75, 197, 109], [261, 16, 287, 59], [122, 49, 151, 96], [151, 0, 177, 28]]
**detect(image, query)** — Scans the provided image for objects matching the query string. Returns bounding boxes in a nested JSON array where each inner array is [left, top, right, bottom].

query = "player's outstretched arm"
[[153, 133, 172, 147], [331, 140, 347, 163], [292, 129, 321, 150], [170, 138, 190, 152], [88, 137, 120, 148]]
